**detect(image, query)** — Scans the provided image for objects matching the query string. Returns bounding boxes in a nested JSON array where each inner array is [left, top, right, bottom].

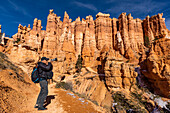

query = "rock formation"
[[0, 9, 170, 113], [95, 12, 112, 50], [10, 11, 170, 62], [143, 13, 169, 46], [42, 9, 58, 58], [116, 13, 144, 54], [0, 52, 38, 113], [140, 37, 170, 98], [100, 47, 137, 91], [12, 19, 44, 51], [82, 15, 97, 67], [1, 10, 169, 99]]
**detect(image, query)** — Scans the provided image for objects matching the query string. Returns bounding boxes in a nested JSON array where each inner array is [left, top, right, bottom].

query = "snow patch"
[[154, 98, 168, 108], [112, 103, 117, 107], [78, 98, 85, 103]]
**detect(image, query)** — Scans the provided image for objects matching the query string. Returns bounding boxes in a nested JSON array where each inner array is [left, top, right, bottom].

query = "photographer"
[[34, 57, 57, 110]]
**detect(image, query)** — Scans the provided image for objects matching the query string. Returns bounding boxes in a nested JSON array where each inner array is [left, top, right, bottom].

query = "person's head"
[[41, 57, 49, 64]]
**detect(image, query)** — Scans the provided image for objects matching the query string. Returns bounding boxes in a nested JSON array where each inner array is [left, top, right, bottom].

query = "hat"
[[41, 57, 49, 61]]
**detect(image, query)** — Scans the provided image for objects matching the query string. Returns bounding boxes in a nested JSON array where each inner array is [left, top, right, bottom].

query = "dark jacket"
[[38, 62, 52, 79]]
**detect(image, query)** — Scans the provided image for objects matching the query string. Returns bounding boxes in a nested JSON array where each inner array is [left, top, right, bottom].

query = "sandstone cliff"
[[0, 10, 170, 112], [0, 52, 38, 112], [1, 10, 169, 95], [8, 11, 170, 68], [140, 37, 170, 98]]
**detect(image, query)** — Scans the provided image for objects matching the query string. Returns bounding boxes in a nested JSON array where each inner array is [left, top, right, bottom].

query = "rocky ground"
[[24, 83, 104, 113], [0, 52, 105, 113], [0, 50, 170, 113], [0, 52, 38, 113]]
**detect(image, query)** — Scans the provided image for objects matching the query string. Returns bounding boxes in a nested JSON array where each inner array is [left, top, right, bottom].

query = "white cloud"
[[8, 0, 19, 10], [7, 0, 32, 18], [105, 0, 168, 18], [73, 1, 98, 12]]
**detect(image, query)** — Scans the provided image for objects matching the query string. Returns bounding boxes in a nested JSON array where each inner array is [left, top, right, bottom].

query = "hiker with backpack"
[[34, 57, 53, 110]]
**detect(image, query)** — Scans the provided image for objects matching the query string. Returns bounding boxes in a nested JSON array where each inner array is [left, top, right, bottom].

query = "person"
[[34, 57, 52, 110]]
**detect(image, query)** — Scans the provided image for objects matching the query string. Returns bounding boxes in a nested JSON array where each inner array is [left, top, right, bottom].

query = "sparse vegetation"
[[56, 82, 73, 91], [75, 55, 82, 73], [112, 91, 147, 112], [144, 36, 150, 47], [91, 100, 98, 106], [154, 36, 158, 41], [56, 81, 101, 108], [0, 52, 29, 84], [87, 99, 98, 106], [14, 38, 21, 44], [74, 92, 87, 99], [103, 105, 112, 113]]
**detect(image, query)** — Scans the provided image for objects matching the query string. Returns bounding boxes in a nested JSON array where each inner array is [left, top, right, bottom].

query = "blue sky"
[[0, 0, 170, 37]]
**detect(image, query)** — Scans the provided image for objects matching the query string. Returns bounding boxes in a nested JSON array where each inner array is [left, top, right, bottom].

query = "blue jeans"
[[36, 80, 48, 108]]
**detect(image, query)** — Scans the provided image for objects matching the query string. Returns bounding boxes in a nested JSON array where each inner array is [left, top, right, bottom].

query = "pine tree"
[[144, 36, 150, 47], [75, 55, 82, 73]]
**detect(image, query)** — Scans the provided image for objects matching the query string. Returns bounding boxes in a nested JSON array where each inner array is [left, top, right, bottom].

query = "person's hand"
[[47, 61, 52, 65], [46, 62, 48, 65]]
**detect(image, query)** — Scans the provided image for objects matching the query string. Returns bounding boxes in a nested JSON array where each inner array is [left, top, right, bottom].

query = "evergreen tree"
[[75, 55, 82, 73], [144, 36, 150, 47]]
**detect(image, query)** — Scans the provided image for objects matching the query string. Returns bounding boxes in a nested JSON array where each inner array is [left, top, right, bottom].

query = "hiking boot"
[[38, 107, 47, 110], [34, 104, 38, 108]]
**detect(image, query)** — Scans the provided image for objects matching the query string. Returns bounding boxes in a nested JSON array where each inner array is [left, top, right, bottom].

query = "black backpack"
[[31, 66, 39, 83]]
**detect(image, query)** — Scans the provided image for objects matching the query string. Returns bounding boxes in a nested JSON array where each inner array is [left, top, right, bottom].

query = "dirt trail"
[[23, 83, 65, 113], [0, 68, 104, 113], [24, 83, 104, 113]]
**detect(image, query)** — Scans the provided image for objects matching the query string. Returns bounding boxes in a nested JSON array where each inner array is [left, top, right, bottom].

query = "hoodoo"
[[0, 9, 170, 113]]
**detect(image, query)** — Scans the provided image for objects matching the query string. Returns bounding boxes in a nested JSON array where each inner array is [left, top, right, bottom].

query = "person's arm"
[[39, 62, 52, 71]]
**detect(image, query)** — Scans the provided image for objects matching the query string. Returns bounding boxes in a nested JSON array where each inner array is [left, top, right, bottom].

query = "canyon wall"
[[140, 37, 170, 98], [1, 10, 170, 98], [10, 11, 170, 65]]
